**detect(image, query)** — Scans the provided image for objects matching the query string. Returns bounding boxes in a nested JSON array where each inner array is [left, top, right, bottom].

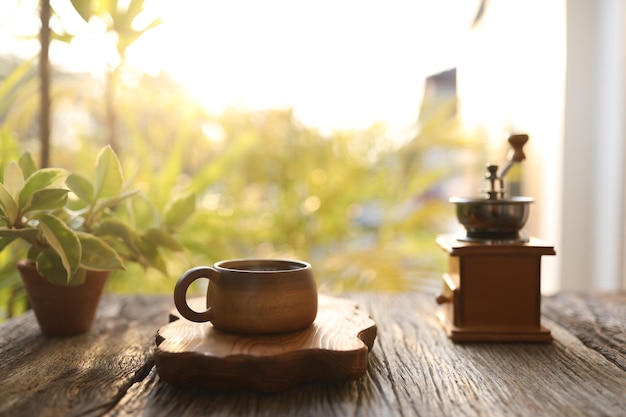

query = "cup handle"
[[174, 266, 220, 322]]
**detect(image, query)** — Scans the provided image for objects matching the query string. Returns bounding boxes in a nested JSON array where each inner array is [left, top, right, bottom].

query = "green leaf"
[[94, 146, 124, 200], [36, 250, 71, 286], [36, 250, 86, 286], [18, 168, 68, 210], [37, 213, 81, 284], [66, 173, 94, 203], [77, 232, 125, 271], [137, 237, 167, 274], [23, 189, 69, 214], [0, 183, 18, 225], [69, 0, 94, 23], [92, 189, 139, 213], [3, 161, 24, 199], [144, 228, 182, 251], [18, 153, 38, 179], [95, 218, 141, 256], [0, 236, 16, 252], [68, 268, 87, 286], [27, 245, 42, 261], [163, 192, 196, 231], [50, 29, 74, 44], [0, 226, 40, 241]]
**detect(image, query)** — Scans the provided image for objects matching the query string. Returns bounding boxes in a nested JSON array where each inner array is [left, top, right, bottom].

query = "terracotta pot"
[[17, 260, 109, 337]]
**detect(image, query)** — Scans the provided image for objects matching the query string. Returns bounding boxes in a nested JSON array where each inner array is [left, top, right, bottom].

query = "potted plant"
[[0, 146, 194, 336]]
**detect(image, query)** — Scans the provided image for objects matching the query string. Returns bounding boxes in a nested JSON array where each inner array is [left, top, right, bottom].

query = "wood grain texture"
[[154, 295, 377, 391], [1, 291, 625, 417], [0, 294, 170, 417]]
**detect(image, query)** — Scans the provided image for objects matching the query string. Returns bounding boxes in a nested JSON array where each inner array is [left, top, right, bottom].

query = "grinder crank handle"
[[499, 133, 529, 179], [508, 133, 528, 162]]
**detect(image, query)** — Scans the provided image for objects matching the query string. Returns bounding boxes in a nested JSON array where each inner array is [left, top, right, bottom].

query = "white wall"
[[562, 0, 625, 290]]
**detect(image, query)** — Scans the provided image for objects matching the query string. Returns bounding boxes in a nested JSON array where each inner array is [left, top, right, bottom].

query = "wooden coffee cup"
[[174, 259, 318, 334]]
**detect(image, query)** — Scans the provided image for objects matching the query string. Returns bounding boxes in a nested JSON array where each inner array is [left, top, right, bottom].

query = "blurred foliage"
[[44, 0, 163, 152], [0, 53, 483, 320]]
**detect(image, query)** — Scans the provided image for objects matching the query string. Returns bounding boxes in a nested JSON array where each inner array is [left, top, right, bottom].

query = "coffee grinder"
[[436, 134, 555, 342]]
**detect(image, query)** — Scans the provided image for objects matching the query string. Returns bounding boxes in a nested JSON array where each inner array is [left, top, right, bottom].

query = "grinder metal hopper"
[[451, 134, 532, 243]]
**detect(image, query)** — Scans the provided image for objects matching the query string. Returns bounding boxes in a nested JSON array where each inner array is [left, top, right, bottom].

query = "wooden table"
[[1, 291, 625, 417]]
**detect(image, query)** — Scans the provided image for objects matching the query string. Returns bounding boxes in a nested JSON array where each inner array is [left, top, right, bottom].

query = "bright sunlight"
[[1, 0, 478, 135]]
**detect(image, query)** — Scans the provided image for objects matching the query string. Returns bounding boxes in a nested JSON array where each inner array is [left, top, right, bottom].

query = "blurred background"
[[1, 0, 624, 320]]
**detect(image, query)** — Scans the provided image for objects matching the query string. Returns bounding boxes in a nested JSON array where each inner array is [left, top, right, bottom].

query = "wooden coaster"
[[154, 294, 377, 392]]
